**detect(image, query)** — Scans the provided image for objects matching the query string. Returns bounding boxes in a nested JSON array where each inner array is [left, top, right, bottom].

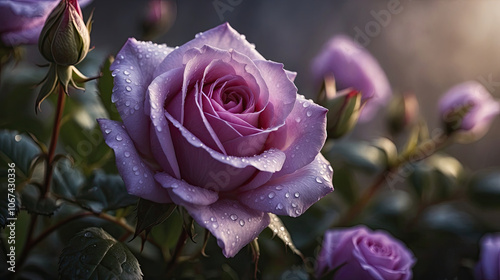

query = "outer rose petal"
[[154, 172, 218, 206], [181, 199, 270, 258], [240, 153, 333, 217], [154, 23, 265, 76], [98, 119, 172, 203], [111, 38, 174, 157], [269, 96, 328, 176]]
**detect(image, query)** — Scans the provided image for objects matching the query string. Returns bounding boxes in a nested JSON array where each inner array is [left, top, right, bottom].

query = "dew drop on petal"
[[239, 220, 245, 227], [276, 203, 284, 210], [295, 117, 301, 123], [124, 151, 130, 158], [306, 111, 312, 117], [302, 102, 310, 108], [230, 214, 238, 221], [294, 192, 300, 198], [126, 86, 132, 92], [315, 177, 323, 184], [268, 192, 275, 199], [123, 70, 130, 75], [115, 134, 123, 141], [104, 129, 111, 134]]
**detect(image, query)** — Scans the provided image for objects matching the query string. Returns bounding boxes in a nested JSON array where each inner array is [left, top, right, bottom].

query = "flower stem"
[[165, 229, 188, 278], [43, 85, 66, 197], [335, 132, 450, 227]]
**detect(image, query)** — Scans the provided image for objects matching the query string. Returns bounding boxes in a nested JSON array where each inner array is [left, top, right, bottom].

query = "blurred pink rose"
[[311, 35, 392, 120], [475, 233, 500, 280], [316, 226, 415, 280], [99, 23, 333, 257]]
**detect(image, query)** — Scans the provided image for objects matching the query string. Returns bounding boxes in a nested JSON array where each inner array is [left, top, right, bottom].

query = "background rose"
[[438, 81, 500, 143], [98, 23, 333, 257], [475, 233, 500, 280], [311, 35, 391, 120], [316, 225, 415, 280], [0, 0, 92, 46]]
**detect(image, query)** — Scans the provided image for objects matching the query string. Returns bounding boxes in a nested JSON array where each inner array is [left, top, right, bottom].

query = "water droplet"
[[84, 231, 92, 237], [125, 78, 131, 83], [306, 111, 312, 117], [291, 202, 297, 208], [295, 209, 302, 215], [124, 152, 130, 158], [125, 100, 131, 107], [315, 177, 323, 184], [230, 214, 238, 221], [123, 70, 130, 75], [276, 203, 284, 210], [104, 129, 111, 134], [268, 192, 276, 199], [132, 166, 138, 171], [119, 54, 124, 60], [285, 193, 290, 198], [294, 192, 300, 198], [115, 134, 123, 141], [239, 220, 245, 227], [275, 186, 283, 191], [126, 86, 132, 92], [295, 117, 301, 123], [240, 34, 246, 40], [212, 223, 219, 229], [302, 102, 310, 108], [328, 165, 334, 172], [210, 217, 217, 222]]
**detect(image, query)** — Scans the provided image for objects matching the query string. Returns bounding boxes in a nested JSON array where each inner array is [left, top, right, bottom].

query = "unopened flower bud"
[[387, 93, 419, 134], [311, 35, 391, 121], [439, 81, 500, 143], [38, 0, 90, 66], [141, 0, 176, 41], [319, 76, 363, 139]]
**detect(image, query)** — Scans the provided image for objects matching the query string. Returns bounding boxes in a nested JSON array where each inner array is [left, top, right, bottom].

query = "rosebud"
[[38, 0, 91, 66], [438, 81, 500, 143], [387, 93, 419, 134], [141, 0, 176, 41], [318, 76, 363, 139], [311, 35, 391, 120]]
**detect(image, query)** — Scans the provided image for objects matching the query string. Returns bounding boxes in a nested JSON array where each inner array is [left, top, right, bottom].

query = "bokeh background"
[[84, 0, 500, 172]]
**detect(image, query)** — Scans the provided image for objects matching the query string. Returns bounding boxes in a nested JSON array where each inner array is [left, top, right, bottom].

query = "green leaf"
[[0, 130, 41, 176], [427, 153, 463, 199], [135, 199, 176, 238], [98, 56, 121, 121], [267, 213, 304, 260], [59, 227, 142, 280], [76, 170, 138, 213], [21, 184, 59, 216], [371, 137, 398, 168], [468, 170, 500, 208], [327, 141, 385, 173], [0, 184, 20, 228]]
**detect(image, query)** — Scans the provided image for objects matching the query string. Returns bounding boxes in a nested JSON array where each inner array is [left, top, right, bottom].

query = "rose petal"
[[182, 199, 270, 258], [240, 153, 333, 217], [268, 96, 328, 176], [254, 60, 297, 128], [154, 172, 218, 206], [98, 119, 172, 203], [165, 110, 286, 172], [111, 38, 174, 157], [154, 23, 265, 77], [148, 68, 184, 179]]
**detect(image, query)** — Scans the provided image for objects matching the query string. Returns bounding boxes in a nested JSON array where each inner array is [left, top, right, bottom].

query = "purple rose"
[[438, 81, 500, 142], [0, 0, 92, 46], [98, 23, 333, 257], [311, 35, 391, 120], [316, 226, 415, 280], [475, 233, 500, 280]]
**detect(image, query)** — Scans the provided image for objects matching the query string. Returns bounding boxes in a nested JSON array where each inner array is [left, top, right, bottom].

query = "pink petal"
[[111, 38, 174, 157], [148, 69, 184, 179], [268, 96, 328, 176], [182, 199, 270, 258], [240, 153, 333, 217], [98, 119, 172, 203], [254, 60, 297, 128], [154, 172, 218, 206], [154, 23, 265, 76]]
